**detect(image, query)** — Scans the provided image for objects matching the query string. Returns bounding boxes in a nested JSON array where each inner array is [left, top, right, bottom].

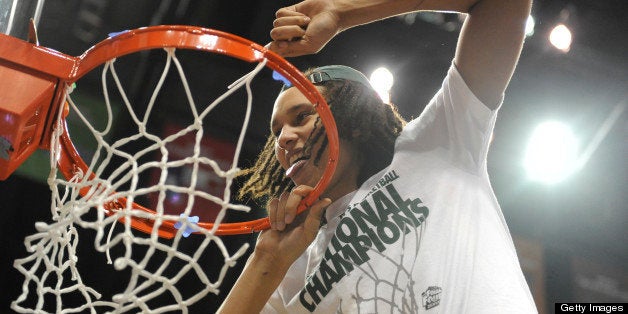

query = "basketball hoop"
[[2, 25, 338, 312]]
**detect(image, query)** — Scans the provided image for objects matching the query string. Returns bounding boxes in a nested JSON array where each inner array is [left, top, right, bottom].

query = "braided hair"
[[238, 68, 406, 203]]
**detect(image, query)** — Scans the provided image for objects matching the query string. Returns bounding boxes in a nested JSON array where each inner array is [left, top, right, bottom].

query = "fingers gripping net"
[[12, 48, 265, 313]]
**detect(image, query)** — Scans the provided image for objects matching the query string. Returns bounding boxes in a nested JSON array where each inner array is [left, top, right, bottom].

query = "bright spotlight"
[[525, 15, 535, 37], [370, 67, 394, 103], [549, 24, 572, 52], [524, 121, 579, 184]]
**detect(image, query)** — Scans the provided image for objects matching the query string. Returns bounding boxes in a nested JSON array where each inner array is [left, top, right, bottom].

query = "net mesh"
[[11, 47, 265, 313]]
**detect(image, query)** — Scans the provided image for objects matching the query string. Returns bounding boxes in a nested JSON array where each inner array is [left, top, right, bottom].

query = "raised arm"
[[269, 0, 532, 108], [220, 1, 531, 312], [454, 0, 531, 107]]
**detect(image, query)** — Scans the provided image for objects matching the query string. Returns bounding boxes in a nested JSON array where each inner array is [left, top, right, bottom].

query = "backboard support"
[[0, 33, 70, 180]]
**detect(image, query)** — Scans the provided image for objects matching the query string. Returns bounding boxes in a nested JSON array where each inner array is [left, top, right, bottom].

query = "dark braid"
[[238, 136, 293, 200], [238, 70, 406, 203], [325, 80, 406, 185]]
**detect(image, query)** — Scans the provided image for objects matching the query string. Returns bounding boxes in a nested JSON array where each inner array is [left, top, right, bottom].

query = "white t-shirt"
[[262, 64, 537, 313]]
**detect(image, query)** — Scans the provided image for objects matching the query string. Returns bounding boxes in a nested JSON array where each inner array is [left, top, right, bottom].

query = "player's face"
[[271, 87, 359, 200]]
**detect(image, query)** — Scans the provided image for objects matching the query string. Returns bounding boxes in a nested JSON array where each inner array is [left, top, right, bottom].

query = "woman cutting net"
[[220, 0, 537, 312]]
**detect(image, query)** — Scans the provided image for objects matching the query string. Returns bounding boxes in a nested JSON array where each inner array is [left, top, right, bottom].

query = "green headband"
[[277, 65, 372, 92]]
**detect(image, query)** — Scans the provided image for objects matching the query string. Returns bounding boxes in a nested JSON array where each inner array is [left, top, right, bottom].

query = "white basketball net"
[[11, 48, 266, 313]]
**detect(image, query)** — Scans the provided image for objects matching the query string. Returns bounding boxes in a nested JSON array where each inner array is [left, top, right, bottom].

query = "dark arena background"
[[1, 1, 626, 313]]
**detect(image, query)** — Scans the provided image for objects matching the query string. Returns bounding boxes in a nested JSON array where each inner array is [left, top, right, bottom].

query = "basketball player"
[[220, 0, 537, 312]]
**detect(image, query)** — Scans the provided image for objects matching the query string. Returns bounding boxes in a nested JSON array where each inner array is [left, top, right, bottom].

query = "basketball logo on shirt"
[[297, 171, 430, 312], [421, 286, 442, 310]]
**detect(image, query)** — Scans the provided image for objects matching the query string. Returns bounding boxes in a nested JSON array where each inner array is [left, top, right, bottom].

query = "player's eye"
[[295, 109, 313, 124]]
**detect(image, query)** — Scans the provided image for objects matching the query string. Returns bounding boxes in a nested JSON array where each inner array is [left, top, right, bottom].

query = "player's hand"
[[268, 185, 318, 231], [254, 185, 331, 268], [269, 0, 341, 57]]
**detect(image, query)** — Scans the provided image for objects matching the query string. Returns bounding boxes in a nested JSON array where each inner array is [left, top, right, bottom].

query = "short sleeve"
[[395, 62, 502, 174]]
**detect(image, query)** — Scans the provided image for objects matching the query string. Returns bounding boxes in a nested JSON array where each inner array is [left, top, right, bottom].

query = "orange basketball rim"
[[0, 25, 339, 237]]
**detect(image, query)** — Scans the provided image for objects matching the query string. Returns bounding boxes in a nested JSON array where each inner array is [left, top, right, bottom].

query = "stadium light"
[[549, 23, 572, 52], [370, 67, 394, 103], [524, 121, 579, 184], [525, 15, 535, 37]]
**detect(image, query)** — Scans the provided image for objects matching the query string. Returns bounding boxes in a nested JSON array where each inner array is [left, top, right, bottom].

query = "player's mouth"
[[285, 156, 309, 179]]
